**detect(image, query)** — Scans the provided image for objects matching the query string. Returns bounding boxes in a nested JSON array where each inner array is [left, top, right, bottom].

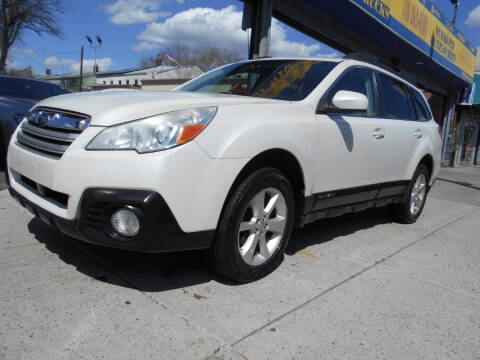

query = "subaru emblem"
[[37, 111, 50, 127]]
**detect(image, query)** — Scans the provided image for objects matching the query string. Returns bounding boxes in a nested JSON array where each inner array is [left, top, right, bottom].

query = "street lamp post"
[[450, 0, 459, 25], [86, 35, 102, 73]]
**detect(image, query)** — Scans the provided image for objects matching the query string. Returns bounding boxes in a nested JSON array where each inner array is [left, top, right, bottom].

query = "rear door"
[[376, 73, 423, 182], [313, 67, 386, 193]]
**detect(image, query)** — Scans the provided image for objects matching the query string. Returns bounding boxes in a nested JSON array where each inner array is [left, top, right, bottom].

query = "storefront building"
[[454, 73, 480, 166]]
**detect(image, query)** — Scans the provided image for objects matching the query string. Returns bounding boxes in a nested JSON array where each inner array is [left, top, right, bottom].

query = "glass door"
[[458, 122, 479, 166]]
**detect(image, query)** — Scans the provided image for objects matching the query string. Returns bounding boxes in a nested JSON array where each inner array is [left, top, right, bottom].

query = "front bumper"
[[9, 186, 214, 253]]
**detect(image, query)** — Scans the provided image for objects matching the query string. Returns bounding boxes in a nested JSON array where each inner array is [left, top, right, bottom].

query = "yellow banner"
[[354, 0, 476, 81]]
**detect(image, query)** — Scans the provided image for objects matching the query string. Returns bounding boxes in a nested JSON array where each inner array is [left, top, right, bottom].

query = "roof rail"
[[344, 53, 401, 73]]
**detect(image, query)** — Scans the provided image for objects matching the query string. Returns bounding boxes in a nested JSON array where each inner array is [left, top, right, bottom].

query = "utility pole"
[[79, 46, 84, 92]]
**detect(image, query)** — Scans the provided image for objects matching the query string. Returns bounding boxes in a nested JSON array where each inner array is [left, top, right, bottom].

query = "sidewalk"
[[1, 167, 479, 359]]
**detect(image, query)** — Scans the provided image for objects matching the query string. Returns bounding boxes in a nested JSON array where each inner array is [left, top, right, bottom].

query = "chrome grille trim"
[[17, 131, 70, 155], [17, 107, 90, 158]]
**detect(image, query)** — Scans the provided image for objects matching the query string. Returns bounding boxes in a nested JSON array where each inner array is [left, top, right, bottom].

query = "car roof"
[[0, 74, 64, 87], [245, 56, 421, 93], [243, 56, 345, 63]]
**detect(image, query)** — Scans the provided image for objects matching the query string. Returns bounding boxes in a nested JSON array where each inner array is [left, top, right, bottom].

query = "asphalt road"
[[1, 167, 479, 359]]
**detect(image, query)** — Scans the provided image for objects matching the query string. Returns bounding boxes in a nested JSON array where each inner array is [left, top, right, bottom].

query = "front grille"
[[19, 175, 69, 208], [16, 107, 90, 158]]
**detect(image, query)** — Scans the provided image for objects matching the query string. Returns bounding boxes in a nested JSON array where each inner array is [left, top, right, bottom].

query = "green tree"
[[0, 0, 65, 72]]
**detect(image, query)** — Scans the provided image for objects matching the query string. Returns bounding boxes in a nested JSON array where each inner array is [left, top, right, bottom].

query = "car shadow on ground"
[[436, 177, 480, 191], [27, 206, 393, 292], [286, 206, 393, 255]]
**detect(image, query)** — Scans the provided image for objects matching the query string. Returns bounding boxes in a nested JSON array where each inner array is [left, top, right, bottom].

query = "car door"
[[313, 67, 386, 194], [375, 73, 422, 182]]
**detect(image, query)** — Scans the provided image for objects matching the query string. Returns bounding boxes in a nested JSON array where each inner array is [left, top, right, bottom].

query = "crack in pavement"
[[231, 206, 480, 347], [60, 235, 248, 360]]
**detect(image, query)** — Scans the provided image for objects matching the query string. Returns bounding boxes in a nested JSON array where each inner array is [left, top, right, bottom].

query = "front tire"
[[212, 168, 295, 283], [389, 164, 430, 224]]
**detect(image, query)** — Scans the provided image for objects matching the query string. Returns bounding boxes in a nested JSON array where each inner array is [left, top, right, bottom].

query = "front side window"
[[177, 60, 337, 101], [378, 74, 412, 120], [327, 68, 378, 116]]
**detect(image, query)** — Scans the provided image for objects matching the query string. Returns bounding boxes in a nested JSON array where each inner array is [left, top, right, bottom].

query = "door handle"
[[414, 130, 423, 139], [372, 128, 384, 139]]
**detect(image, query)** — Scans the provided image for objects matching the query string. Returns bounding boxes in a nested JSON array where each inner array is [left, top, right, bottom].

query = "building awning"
[[271, 0, 476, 89]]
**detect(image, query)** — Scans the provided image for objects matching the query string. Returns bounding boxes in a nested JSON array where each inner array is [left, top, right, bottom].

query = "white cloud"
[[131, 41, 161, 51], [10, 48, 35, 58], [465, 5, 480, 27], [315, 52, 341, 58], [43, 56, 76, 68], [133, 5, 321, 57], [5, 60, 21, 69], [104, 0, 170, 25], [43, 56, 114, 73], [73, 58, 114, 73]]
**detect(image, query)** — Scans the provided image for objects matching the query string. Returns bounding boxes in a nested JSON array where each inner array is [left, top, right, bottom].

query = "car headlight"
[[87, 107, 217, 153]]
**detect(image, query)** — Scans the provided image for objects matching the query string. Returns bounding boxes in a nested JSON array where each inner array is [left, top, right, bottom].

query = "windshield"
[[177, 60, 337, 101], [0, 77, 70, 100]]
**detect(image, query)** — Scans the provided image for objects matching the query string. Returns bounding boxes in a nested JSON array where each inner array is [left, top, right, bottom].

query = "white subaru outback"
[[7, 57, 441, 282]]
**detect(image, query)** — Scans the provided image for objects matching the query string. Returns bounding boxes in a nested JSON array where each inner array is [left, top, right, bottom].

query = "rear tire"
[[389, 164, 430, 224], [211, 168, 295, 283]]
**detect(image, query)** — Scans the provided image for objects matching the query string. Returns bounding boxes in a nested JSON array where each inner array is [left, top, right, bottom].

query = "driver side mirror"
[[317, 90, 368, 114]]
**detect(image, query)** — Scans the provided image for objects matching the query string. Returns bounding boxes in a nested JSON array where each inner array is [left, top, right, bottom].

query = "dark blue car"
[[0, 75, 70, 168]]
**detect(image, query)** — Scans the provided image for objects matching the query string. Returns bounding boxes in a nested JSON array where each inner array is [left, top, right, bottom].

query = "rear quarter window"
[[410, 88, 432, 121], [377, 73, 413, 120]]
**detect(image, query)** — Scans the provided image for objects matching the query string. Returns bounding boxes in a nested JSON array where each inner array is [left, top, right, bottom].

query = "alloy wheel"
[[237, 187, 287, 266], [410, 173, 427, 215]]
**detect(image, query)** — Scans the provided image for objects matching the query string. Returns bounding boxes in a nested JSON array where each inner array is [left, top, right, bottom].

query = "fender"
[[195, 102, 317, 195]]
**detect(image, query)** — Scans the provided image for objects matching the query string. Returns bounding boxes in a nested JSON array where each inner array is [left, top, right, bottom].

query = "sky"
[[6, 0, 480, 75]]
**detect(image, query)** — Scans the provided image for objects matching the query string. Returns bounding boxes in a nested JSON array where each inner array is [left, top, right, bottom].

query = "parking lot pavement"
[[1, 168, 479, 360]]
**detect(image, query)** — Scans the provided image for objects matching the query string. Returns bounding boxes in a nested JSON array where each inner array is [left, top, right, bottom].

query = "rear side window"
[[377, 74, 412, 120], [410, 88, 431, 121], [328, 67, 378, 116]]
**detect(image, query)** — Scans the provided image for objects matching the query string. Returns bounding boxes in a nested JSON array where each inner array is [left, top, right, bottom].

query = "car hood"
[[34, 90, 283, 126], [0, 96, 37, 115]]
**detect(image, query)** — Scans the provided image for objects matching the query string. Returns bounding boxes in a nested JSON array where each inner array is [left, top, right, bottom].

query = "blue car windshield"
[[177, 60, 338, 101], [0, 77, 70, 100]]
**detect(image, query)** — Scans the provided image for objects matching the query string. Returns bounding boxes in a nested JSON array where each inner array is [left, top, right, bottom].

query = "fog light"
[[111, 208, 140, 237]]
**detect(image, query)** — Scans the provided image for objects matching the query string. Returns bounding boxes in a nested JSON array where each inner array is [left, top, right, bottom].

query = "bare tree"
[[139, 43, 242, 72], [7, 64, 33, 76], [0, 0, 65, 73]]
